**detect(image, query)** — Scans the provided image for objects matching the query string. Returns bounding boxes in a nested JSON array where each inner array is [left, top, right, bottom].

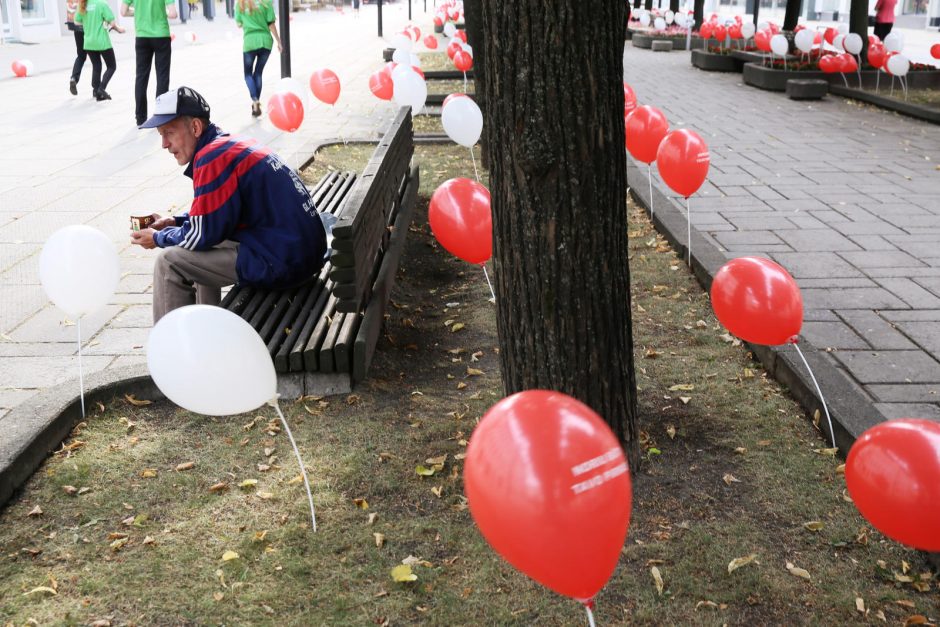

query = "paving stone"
[[838, 310, 917, 350], [0, 355, 113, 388], [881, 310, 940, 322], [726, 216, 797, 231], [775, 229, 862, 252], [82, 328, 150, 356], [109, 305, 153, 328], [839, 251, 925, 269], [876, 278, 940, 309], [805, 309, 839, 322], [873, 403, 940, 420], [845, 236, 898, 251], [0, 388, 40, 409], [800, 321, 869, 350], [713, 231, 785, 249], [0, 211, 101, 244], [9, 304, 121, 343], [0, 342, 78, 357], [832, 221, 906, 236], [116, 274, 154, 295], [798, 278, 877, 289], [868, 384, 940, 403], [891, 320, 940, 355], [801, 288, 907, 310], [835, 350, 940, 384], [770, 252, 862, 278]]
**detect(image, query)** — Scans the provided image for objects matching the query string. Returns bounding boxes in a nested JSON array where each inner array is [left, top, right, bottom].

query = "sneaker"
[[251, 101, 261, 117], [69, 78, 78, 95], [96, 90, 112, 101]]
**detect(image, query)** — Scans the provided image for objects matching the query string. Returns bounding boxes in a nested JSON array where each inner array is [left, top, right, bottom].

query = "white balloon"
[[654, 16, 666, 30], [887, 53, 910, 76], [770, 33, 788, 56], [843, 33, 862, 54], [674, 12, 687, 27], [837, 23, 849, 34], [22, 60, 35, 76], [273, 77, 311, 114], [392, 68, 427, 113], [392, 47, 410, 65], [389, 33, 413, 52], [184, 31, 196, 44], [443, 22, 456, 37], [741, 22, 755, 39], [757, 20, 769, 31], [664, 9, 674, 24], [39, 225, 120, 318], [460, 42, 473, 56], [409, 53, 422, 67], [794, 29, 815, 53], [441, 96, 482, 147], [832, 33, 845, 52], [884, 31, 904, 52], [147, 306, 276, 416], [639, 12, 651, 26]]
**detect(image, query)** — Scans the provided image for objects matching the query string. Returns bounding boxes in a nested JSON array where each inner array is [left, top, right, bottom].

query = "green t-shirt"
[[235, 0, 275, 52], [123, 0, 174, 38], [75, 0, 115, 51]]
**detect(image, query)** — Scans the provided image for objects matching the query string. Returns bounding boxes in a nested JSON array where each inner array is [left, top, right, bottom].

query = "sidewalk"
[[0, 3, 429, 420], [624, 43, 940, 422]]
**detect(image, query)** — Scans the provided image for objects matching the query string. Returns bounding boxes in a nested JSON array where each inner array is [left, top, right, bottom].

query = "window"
[[21, 0, 46, 20]]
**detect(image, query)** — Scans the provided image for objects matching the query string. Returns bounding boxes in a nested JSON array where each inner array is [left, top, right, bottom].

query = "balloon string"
[[463, 71, 467, 93], [585, 605, 597, 627], [792, 343, 835, 448], [841, 71, 848, 88], [273, 399, 318, 532], [77, 317, 85, 418], [470, 145, 480, 182], [686, 196, 692, 268], [647, 164, 654, 219], [482, 264, 496, 301]]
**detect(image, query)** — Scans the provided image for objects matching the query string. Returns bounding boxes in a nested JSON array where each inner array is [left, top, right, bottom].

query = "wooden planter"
[[691, 49, 744, 72], [744, 62, 940, 92], [830, 84, 940, 124], [742, 62, 830, 91], [631, 31, 705, 50]]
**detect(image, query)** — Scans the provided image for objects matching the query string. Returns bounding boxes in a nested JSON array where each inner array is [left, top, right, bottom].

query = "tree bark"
[[850, 0, 870, 62], [480, 0, 641, 469], [694, 0, 705, 30], [783, 0, 802, 31], [670, 0, 679, 14], [645, 0, 653, 12], [462, 0, 487, 166]]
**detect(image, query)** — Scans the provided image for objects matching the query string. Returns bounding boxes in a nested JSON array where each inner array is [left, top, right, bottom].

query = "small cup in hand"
[[131, 215, 155, 232]]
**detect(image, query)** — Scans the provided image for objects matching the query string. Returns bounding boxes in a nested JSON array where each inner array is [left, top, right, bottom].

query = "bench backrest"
[[329, 107, 414, 314]]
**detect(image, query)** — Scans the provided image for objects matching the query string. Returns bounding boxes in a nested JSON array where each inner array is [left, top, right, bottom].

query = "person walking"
[[121, 0, 178, 126], [874, 0, 897, 41], [235, 0, 281, 117], [352, 0, 359, 16], [75, 0, 125, 101], [65, 0, 88, 95]]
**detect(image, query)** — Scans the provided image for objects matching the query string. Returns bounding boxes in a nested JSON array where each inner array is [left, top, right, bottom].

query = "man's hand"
[[130, 228, 157, 249], [151, 214, 176, 231]]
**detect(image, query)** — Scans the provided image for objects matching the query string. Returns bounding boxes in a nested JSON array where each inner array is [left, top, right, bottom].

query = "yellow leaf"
[[209, 482, 228, 493], [722, 473, 741, 486], [876, 610, 887, 622], [374, 533, 385, 548], [668, 384, 695, 391], [836, 464, 846, 474], [695, 600, 720, 610], [666, 425, 676, 440], [254, 530, 268, 542], [124, 394, 152, 407], [142, 536, 155, 545], [466, 367, 484, 376], [786, 562, 811, 580], [813, 448, 838, 456], [734, 447, 747, 455], [258, 491, 274, 499], [856, 597, 866, 613], [353, 498, 369, 510], [416, 465, 436, 476], [110, 537, 129, 551], [895, 573, 915, 583], [728, 554, 758, 574], [651, 566, 664, 595], [140, 469, 158, 478], [23, 586, 58, 596], [644, 348, 662, 359], [425, 455, 447, 466], [391, 564, 417, 582], [456, 382, 467, 390], [213, 592, 224, 602], [450, 323, 465, 333], [803, 521, 825, 532], [175, 462, 195, 472], [222, 550, 239, 562], [902, 560, 911, 574], [27, 505, 43, 517], [431, 486, 443, 498], [904, 616, 929, 626], [679, 396, 692, 405], [239, 479, 258, 489]]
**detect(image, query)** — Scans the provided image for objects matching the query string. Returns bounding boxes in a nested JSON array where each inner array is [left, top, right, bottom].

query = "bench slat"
[[334, 311, 360, 373], [285, 277, 333, 372], [302, 293, 338, 371], [318, 312, 346, 373]]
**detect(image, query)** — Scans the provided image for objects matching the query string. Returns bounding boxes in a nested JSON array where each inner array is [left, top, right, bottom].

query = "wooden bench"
[[219, 107, 419, 397]]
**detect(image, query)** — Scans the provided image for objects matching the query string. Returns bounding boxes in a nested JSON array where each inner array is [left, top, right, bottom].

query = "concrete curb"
[[626, 155, 890, 455], [0, 364, 164, 509]]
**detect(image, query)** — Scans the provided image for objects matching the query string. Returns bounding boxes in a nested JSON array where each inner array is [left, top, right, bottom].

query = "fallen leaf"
[[257, 464, 271, 472], [431, 486, 443, 498], [904, 616, 929, 626], [142, 536, 155, 545], [734, 447, 747, 455], [140, 469, 158, 478], [651, 566, 664, 595], [353, 498, 369, 510], [23, 586, 58, 596], [426, 454, 447, 466], [124, 394, 152, 407], [728, 554, 758, 574], [175, 462, 195, 472], [213, 591, 224, 602], [814, 448, 838, 457], [239, 479, 258, 489], [679, 396, 692, 405], [368, 512, 378, 525], [209, 482, 228, 493], [668, 384, 695, 391], [722, 473, 741, 486], [110, 537, 129, 551], [456, 382, 467, 390], [254, 530, 268, 542], [803, 521, 825, 532], [666, 425, 676, 440], [222, 550, 239, 562], [466, 367, 484, 377], [644, 348, 662, 359], [90, 621, 110, 627], [78, 487, 91, 495], [450, 323, 465, 333], [391, 564, 418, 582], [902, 560, 911, 574], [875, 610, 886, 622], [27, 505, 43, 517], [415, 465, 436, 476], [63, 485, 78, 495], [695, 600, 720, 610], [374, 533, 385, 548], [856, 597, 865, 613], [786, 562, 811, 580], [836, 464, 846, 474], [258, 491, 274, 500], [895, 573, 915, 583], [896, 600, 916, 609]]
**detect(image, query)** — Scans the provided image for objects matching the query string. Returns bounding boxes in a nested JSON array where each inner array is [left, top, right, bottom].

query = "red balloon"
[[267, 92, 304, 133], [699, 22, 714, 39], [754, 30, 770, 52], [710, 257, 803, 346], [411, 26, 422, 40], [883, 50, 898, 74], [447, 40, 462, 60], [309, 68, 340, 106], [455, 29, 467, 43], [868, 34, 881, 45], [428, 178, 492, 264], [813, 31, 823, 45], [729, 24, 742, 40], [824, 27, 836, 44], [11, 61, 27, 78], [735, 14, 743, 23], [453, 50, 473, 72], [442, 92, 467, 109], [368, 70, 393, 100], [383, 61, 397, 76], [464, 390, 632, 602], [846, 419, 940, 552], [624, 105, 669, 164], [714, 24, 727, 41], [433, 16, 443, 27], [411, 65, 425, 80], [768, 22, 780, 34], [867, 44, 886, 69], [931, 43, 940, 60], [656, 129, 710, 198], [839, 53, 858, 72], [423, 34, 438, 49], [623, 82, 638, 116]]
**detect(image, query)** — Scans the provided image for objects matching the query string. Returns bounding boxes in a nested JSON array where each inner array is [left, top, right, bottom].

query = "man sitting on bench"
[[130, 86, 328, 324]]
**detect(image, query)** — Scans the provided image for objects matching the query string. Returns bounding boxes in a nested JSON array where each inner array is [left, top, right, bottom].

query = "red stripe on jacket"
[[190, 147, 270, 217]]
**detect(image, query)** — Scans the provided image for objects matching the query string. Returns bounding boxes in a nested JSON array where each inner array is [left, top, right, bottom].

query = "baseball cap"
[[138, 86, 211, 129]]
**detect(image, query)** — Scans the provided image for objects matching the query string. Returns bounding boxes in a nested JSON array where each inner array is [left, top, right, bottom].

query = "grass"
[[0, 145, 936, 625], [417, 52, 458, 73], [904, 88, 940, 109]]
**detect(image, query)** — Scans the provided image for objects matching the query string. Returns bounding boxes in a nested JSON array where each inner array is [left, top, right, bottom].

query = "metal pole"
[[377, 0, 383, 37], [408, 0, 412, 20], [279, 0, 291, 77]]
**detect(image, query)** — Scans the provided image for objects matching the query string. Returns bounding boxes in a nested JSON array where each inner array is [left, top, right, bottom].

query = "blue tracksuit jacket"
[[154, 124, 327, 289]]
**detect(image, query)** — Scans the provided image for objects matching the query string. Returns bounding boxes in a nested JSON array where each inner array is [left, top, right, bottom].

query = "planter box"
[[424, 70, 474, 80], [731, 49, 767, 65], [631, 31, 705, 50], [743, 62, 830, 91], [426, 92, 477, 107], [744, 62, 940, 92], [691, 49, 744, 72], [830, 84, 940, 124]]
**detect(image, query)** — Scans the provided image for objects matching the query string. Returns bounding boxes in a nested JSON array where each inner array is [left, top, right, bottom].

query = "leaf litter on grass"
[[0, 146, 934, 626]]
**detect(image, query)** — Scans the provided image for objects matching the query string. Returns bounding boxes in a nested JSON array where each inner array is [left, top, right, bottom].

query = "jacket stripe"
[[190, 149, 268, 219]]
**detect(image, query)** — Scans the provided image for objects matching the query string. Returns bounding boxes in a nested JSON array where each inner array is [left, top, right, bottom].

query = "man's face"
[[158, 117, 200, 166]]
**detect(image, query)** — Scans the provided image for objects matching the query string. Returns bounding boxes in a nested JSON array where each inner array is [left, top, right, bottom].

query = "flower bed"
[[691, 48, 744, 72], [631, 29, 705, 50], [743, 57, 940, 92], [830, 85, 940, 124]]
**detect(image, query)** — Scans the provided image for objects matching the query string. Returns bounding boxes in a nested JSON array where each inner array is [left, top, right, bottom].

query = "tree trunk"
[[462, 0, 487, 166], [670, 0, 679, 14], [694, 0, 705, 30], [645, 0, 653, 12], [850, 0, 870, 62], [634, 0, 641, 8], [752, 0, 760, 26], [783, 0, 801, 31], [480, 0, 641, 469]]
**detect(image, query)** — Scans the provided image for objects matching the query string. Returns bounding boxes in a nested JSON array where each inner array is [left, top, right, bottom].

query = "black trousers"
[[71, 29, 87, 82], [874, 22, 893, 40], [88, 48, 117, 93], [135, 37, 172, 124]]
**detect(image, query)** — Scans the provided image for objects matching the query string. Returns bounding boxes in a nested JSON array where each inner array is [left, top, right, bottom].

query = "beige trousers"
[[152, 241, 239, 324]]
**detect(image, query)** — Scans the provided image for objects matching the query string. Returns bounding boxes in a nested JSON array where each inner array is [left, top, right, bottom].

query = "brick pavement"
[[624, 46, 940, 421], [0, 4, 426, 420]]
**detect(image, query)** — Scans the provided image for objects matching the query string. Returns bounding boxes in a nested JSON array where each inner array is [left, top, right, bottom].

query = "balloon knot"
[[582, 599, 595, 610], [787, 335, 800, 345]]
